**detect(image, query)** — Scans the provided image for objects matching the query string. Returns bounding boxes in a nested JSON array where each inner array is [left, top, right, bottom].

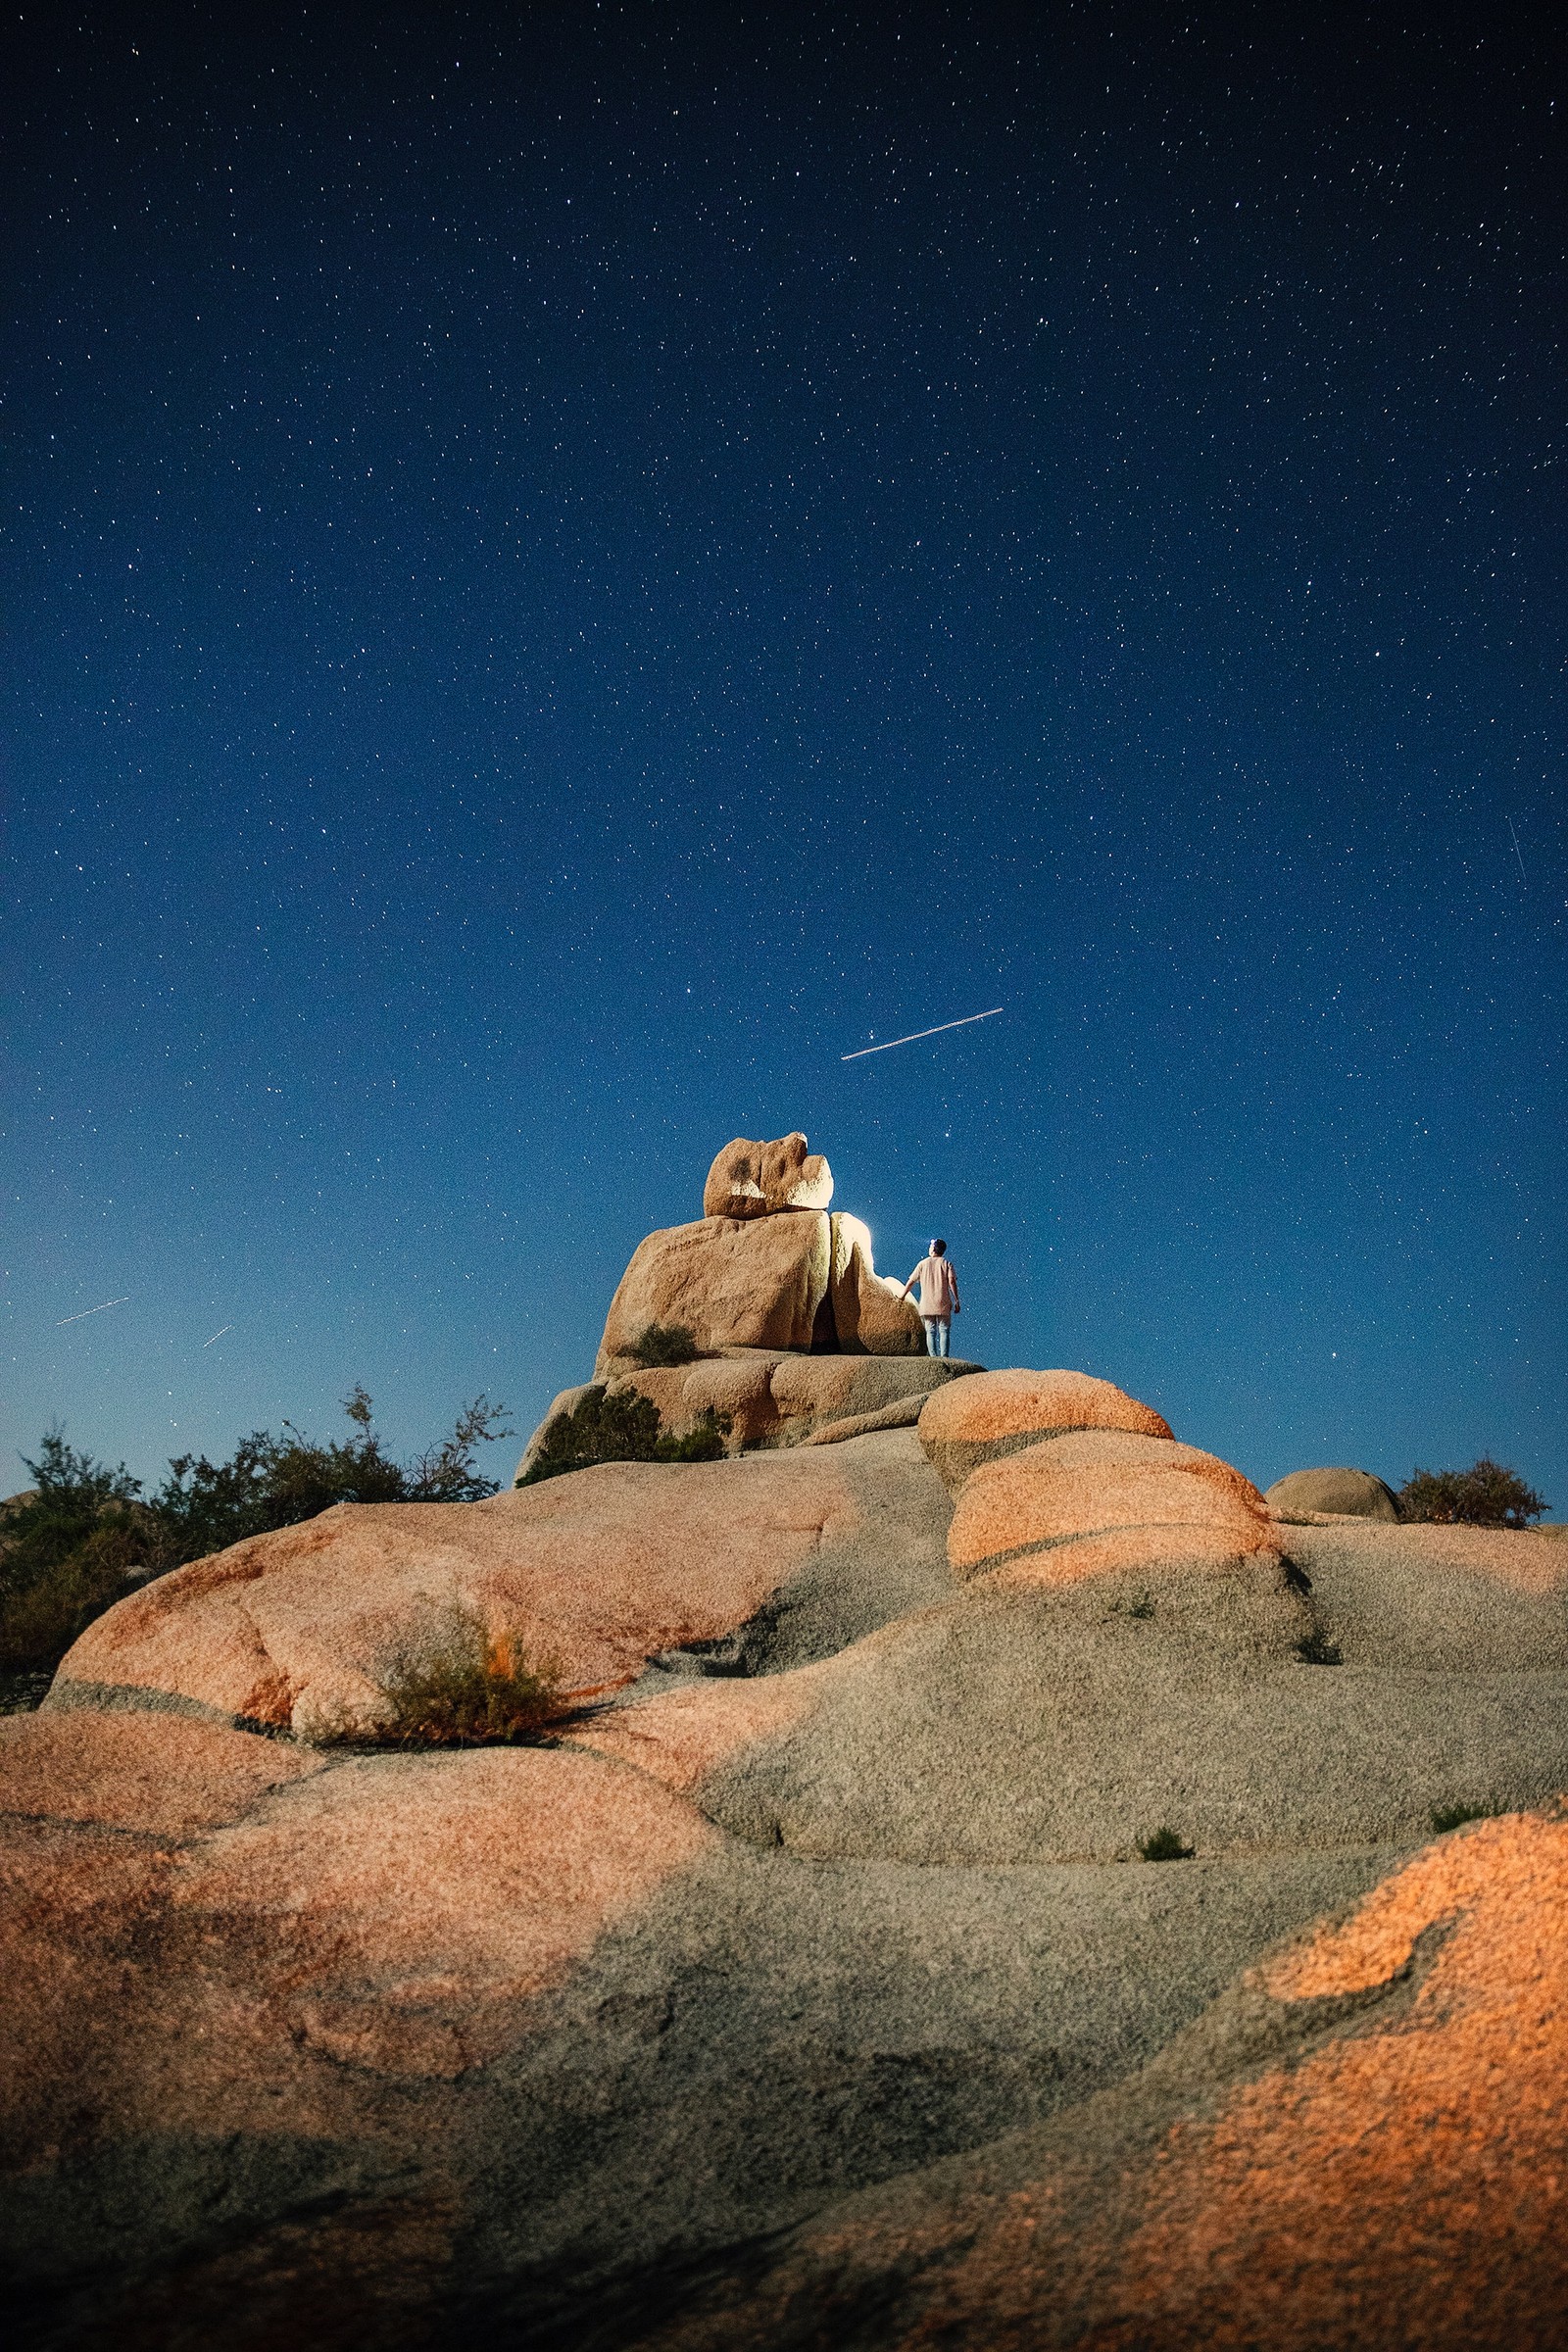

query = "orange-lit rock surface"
[[919, 1367, 1173, 1490], [948, 1430, 1271, 1576], [11, 1349, 1568, 2349], [641, 1809, 1568, 2352], [52, 1438, 953, 1737]]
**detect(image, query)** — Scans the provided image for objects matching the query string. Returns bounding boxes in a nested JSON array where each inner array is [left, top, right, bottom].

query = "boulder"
[[1265, 1465, 1401, 1521], [517, 1350, 981, 1477], [702, 1131, 833, 1219], [585, 1528, 1568, 1865], [597, 1212, 832, 1371], [828, 1212, 928, 1354], [49, 1433, 957, 1737], [0, 1693, 1401, 2348], [918, 1367, 1174, 1492], [13, 1364, 1568, 2345], [947, 1430, 1272, 1579], [649, 1810, 1568, 2352]]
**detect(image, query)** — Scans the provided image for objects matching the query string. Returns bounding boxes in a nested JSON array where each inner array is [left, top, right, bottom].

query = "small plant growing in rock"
[[519, 1391, 732, 1483], [626, 1322, 702, 1369], [1295, 1629, 1343, 1666], [1138, 1826, 1195, 1861], [344, 1604, 569, 1747], [1128, 1593, 1156, 1621], [1396, 1458, 1547, 1530], [1431, 1798, 1504, 1836], [655, 1407, 732, 1464]]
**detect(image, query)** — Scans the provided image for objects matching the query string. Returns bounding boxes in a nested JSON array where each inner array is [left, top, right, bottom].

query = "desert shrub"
[[1295, 1629, 1343, 1666], [336, 1604, 568, 1747], [0, 1435, 160, 1674], [626, 1322, 701, 1369], [1431, 1798, 1504, 1835], [1, 1392, 514, 1689], [655, 1407, 732, 1464], [519, 1386, 664, 1484], [1138, 1826, 1195, 1861], [1396, 1458, 1547, 1531]]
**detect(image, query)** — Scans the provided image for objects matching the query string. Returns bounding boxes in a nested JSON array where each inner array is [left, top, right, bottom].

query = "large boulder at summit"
[[519, 1350, 978, 1477], [50, 1432, 958, 1738], [1265, 1464, 1401, 1520], [703, 1131, 833, 1220], [643, 1809, 1568, 2352], [598, 1130, 923, 1372], [598, 1211, 832, 1370], [919, 1366, 1173, 1492]]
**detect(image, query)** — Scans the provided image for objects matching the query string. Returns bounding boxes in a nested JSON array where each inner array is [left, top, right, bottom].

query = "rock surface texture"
[[9, 1361, 1567, 2350], [1264, 1463, 1402, 1519], [596, 1132, 925, 1374]]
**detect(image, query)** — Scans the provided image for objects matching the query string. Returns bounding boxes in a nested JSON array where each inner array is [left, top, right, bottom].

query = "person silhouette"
[[900, 1238, 960, 1357]]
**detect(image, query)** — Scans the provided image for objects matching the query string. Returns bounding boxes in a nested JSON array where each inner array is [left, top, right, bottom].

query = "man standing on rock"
[[901, 1239, 960, 1357]]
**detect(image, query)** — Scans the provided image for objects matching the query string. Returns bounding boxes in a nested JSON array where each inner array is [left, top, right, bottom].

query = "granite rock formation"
[[1264, 1464, 1402, 1520], [7, 1358, 1567, 2349]]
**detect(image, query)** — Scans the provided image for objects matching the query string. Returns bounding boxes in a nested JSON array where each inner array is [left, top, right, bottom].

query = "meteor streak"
[[54, 1296, 130, 1327], [203, 1325, 233, 1347], [1507, 815, 1528, 887], [842, 1007, 1004, 1061]]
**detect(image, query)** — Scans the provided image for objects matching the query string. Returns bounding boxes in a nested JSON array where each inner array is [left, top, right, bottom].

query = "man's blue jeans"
[[923, 1315, 951, 1358]]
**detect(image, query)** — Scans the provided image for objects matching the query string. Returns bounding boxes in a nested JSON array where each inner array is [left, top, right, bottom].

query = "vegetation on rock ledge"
[[519, 1388, 731, 1484], [1396, 1458, 1547, 1530], [0, 1390, 513, 1684]]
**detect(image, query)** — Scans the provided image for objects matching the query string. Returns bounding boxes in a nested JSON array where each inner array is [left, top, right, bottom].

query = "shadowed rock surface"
[[8, 1354, 1567, 2349]]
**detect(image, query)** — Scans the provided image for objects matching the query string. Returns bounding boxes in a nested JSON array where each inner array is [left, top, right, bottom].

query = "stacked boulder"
[[519, 1132, 978, 1473], [598, 1132, 927, 1369]]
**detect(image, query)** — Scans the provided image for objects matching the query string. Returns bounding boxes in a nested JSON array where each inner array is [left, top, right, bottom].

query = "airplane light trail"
[[842, 1007, 1004, 1061], [203, 1325, 233, 1347], [54, 1297, 130, 1327]]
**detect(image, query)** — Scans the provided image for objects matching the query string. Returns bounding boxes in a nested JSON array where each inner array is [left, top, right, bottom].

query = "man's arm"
[[899, 1264, 920, 1301]]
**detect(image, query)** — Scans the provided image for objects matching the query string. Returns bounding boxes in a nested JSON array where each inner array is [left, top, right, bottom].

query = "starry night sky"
[[7, 3, 1565, 1507]]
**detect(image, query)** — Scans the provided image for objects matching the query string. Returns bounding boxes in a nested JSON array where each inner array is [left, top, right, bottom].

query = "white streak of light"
[[54, 1297, 130, 1327], [203, 1325, 233, 1347], [842, 1007, 1004, 1061]]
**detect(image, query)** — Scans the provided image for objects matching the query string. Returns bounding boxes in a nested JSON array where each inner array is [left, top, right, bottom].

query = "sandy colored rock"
[[702, 1132, 833, 1219], [1278, 1514, 1568, 1670], [1265, 1464, 1401, 1520], [827, 1211, 928, 1354], [597, 1212, 832, 1371], [516, 1352, 979, 1479], [919, 1367, 1174, 1491], [662, 1810, 1568, 2352], [52, 1434, 956, 1737], [664, 1528, 1568, 1863], [1, 1690, 1396, 2349], [0, 1707, 323, 1834], [948, 1432, 1270, 1577]]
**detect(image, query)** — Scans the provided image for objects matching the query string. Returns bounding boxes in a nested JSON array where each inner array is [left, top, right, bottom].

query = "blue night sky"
[[6, 4, 1564, 1508]]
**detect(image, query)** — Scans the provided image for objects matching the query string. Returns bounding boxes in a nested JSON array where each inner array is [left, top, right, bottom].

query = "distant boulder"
[[1266, 1467, 1400, 1522]]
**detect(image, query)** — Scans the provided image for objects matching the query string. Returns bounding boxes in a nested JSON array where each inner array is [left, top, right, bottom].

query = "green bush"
[[330, 1603, 568, 1747], [1396, 1458, 1547, 1531], [1431, 1798, 1504, 1836], [1138, 1826, 1195, 1861], [626, 1322, 701, 1369], [519, 1390, 732, 1484], [655, 1407, 732, 1464], [519, 1386, 665, 1483], [1, 1392, 514, 1686]]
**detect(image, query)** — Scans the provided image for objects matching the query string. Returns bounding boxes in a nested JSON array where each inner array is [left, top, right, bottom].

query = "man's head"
[[931, 1239, 947, 1256]]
